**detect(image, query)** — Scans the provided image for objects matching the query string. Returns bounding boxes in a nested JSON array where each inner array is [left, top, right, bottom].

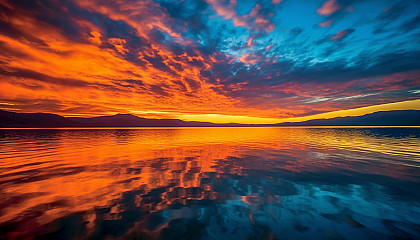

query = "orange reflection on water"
[[0, 127, 419, 239]]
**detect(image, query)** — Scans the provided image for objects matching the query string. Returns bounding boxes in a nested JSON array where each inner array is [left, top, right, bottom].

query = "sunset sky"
[[0, 0, 419, 123]]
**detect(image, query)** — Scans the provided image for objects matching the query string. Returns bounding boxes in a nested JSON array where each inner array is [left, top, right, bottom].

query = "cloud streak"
[[330, 29, 354, 40]]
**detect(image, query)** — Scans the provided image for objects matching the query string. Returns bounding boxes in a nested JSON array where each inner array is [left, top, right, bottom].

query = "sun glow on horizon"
[[174, 99, 420, 124], [1, 99, 418, 125], [133, 99, 420, 124], [277, 99, 420, 124]]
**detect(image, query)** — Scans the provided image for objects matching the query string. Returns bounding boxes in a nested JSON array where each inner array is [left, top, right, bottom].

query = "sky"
[[0, 0, 419, 123]]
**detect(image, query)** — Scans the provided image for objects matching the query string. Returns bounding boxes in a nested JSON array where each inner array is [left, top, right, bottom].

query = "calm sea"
[[0, 127, 419, 239]]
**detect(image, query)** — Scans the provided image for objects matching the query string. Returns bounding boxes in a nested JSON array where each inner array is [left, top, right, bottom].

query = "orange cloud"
[[331, 29, 352, 40], [207, 1, 275, 33], [319, 19, 333, 27], [317, 0, 341, 16]]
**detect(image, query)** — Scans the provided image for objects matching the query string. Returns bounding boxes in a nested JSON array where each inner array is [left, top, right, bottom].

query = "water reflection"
[[0, 127, 419, 239]]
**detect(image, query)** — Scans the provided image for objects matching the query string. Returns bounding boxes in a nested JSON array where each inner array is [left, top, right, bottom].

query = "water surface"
[[1, 127, 419, 239]]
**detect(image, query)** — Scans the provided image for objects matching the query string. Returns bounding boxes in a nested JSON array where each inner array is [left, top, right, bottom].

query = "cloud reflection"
[[1, 127, 419, 239]]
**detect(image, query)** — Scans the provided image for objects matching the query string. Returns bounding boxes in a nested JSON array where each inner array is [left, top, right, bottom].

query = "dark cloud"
[[0, 41, 34, 61], [143, 55, 177, 76], [373, 2, 407, 34], [0, 98, 67, 113], [160, 0, 210, 34], [284, 50, 420, 84], [0, 66, 88, 88], [399, 13, 420, 33], [0, 19, 48, 48], [184, 78, 201, 91], [289, 27, 304, 37], [173, 80, 188, 92], [114, 80, 145, 88], [4, 0, 89, 43], [149, 84, 170, 97]]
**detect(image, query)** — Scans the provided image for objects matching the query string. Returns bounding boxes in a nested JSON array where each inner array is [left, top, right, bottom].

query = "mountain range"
[[275, 110, 420, 126], [0, 109, 419, 128], [0, 109, 238, 127]]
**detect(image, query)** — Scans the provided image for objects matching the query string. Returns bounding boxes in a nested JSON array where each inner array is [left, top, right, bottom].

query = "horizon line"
[[2, 126, 420, 130], [1, 99, 419, 124]]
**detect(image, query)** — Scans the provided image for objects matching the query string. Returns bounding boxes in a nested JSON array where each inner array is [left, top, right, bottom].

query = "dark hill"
[[68, 114, 219, 127], [276, 110, 420, 126], [1, 109, 419, 128], [0, 110, 80, 127], [0, 110, 227, 127]]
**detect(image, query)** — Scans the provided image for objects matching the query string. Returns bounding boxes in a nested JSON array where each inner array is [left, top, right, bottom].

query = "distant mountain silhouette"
[[68, 114, 222, 127], [276, 110, 420, 126], [0, 109, 419, 127], [0, 109, 240, 127], [0, 110, 80, 128]]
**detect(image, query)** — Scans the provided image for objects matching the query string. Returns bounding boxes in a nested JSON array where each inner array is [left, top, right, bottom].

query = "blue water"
[[0, 127, 419, 239]]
